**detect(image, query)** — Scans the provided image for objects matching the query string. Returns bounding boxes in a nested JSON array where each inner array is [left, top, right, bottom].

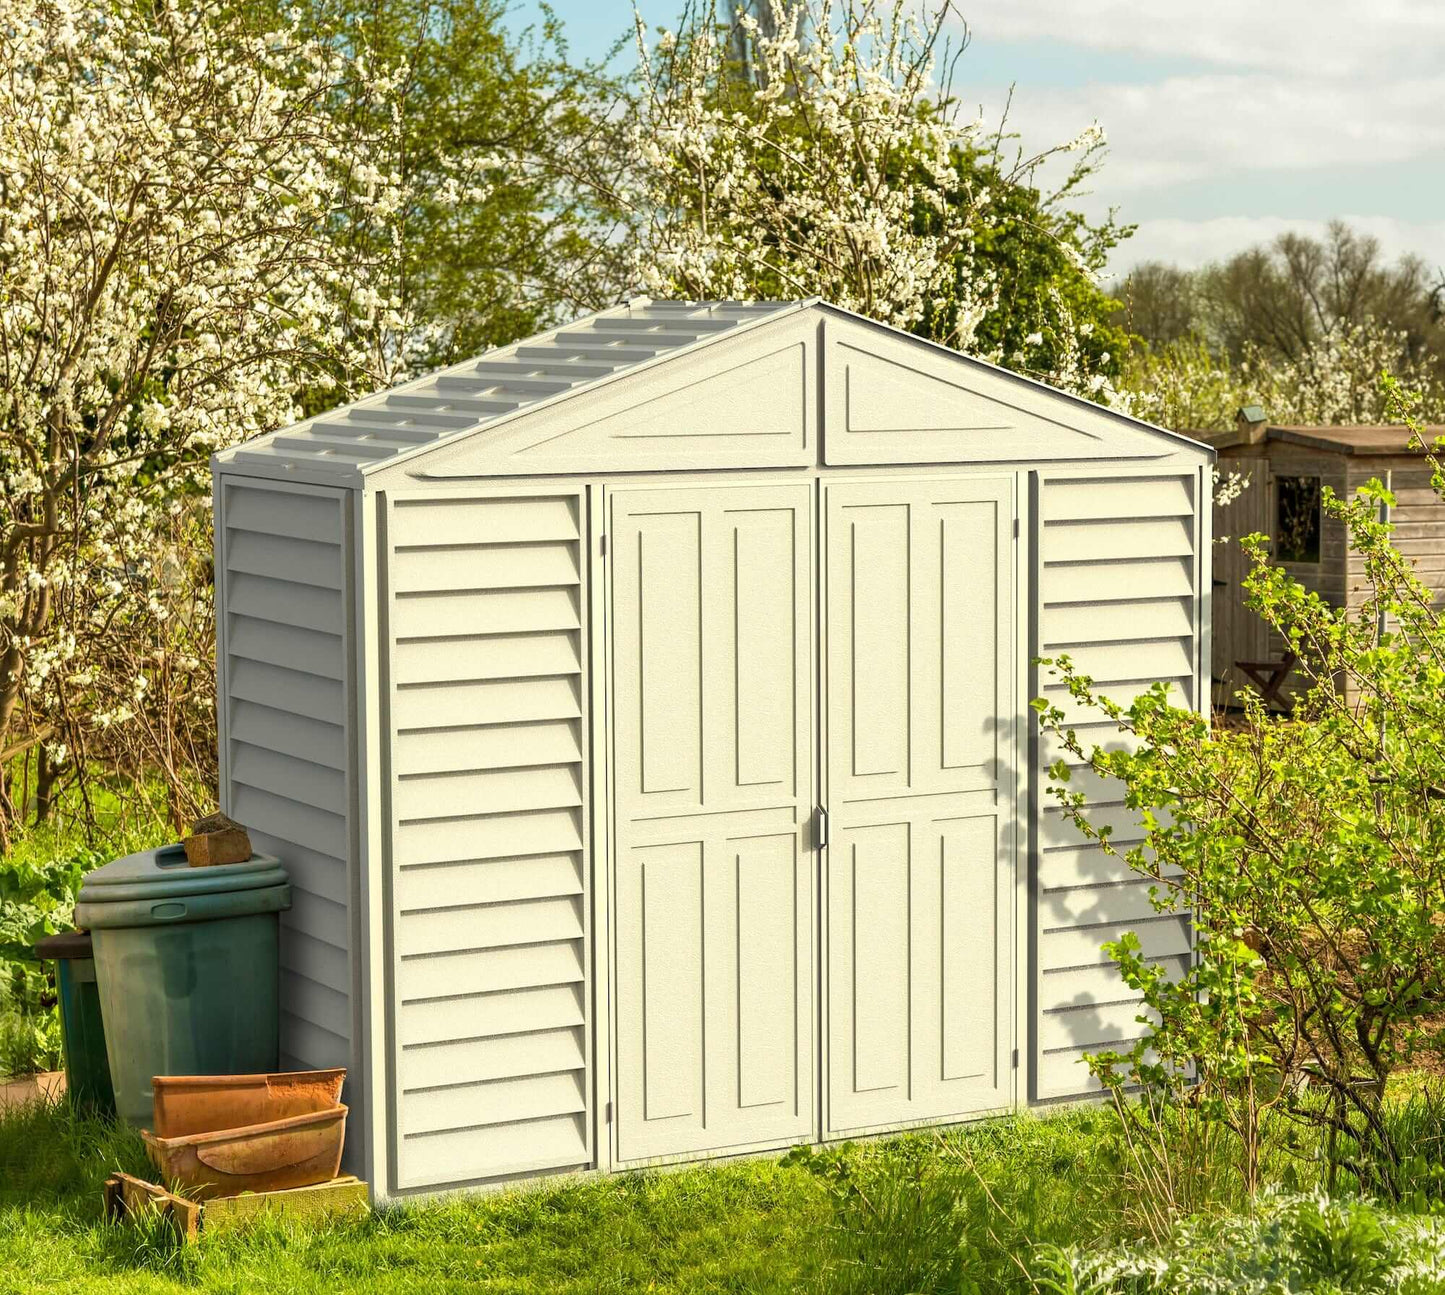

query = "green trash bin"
[[32, 930, 116, 1117], [74, 843, 290, 1127]]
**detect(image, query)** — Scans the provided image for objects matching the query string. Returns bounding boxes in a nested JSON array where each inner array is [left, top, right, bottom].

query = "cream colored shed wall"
[[818, 312, 1186, 467], [379, 488, 591, 1192], [1031, 469, 1204, 1100], [372, 312, 820, 482], [215, 478, 364, 1162]]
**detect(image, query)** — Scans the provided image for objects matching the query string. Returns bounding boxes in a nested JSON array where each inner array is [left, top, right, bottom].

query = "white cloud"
[[984, 72, 1445, 191], [954, 1, 1445, 78], [1104, 215, 1445, 277], [945, 0, 1445, 283]]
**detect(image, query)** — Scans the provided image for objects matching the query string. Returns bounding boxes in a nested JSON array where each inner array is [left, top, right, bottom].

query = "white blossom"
[[0, 0, 409, 825]]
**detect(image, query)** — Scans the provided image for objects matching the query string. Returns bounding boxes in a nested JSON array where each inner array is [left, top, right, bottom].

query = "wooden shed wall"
[[1346, 462, 1445, 614], [1212, 447, 1349, 706], [1031, 469, 1204, 1100], [1213, 448, 1445, 708], [379, 488, 592, 1192], [215, 478, 363, 1163]]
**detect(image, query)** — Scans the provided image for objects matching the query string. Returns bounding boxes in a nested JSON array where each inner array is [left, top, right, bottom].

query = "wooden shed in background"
[[211, 298, 1212, 1201], [1204, 409, 1445, 707]]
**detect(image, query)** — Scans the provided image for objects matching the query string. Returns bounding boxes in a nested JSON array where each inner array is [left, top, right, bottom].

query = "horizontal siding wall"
[[1347, 462, 1445, 620], [1032, 471, 1199, 1100], [384, 491, 590, 1191], [217, 479, 360, 1147], [1373, 468, 1445, 607]]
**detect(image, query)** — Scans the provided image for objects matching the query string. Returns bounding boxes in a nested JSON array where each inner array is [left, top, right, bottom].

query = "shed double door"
[[608, 476, 1014, 1162]]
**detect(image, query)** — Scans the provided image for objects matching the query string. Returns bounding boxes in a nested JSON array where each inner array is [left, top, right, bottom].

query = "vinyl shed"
[[211, 298, 1213, 1201]]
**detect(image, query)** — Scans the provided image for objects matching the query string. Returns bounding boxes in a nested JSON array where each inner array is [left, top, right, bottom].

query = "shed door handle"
[[815, 807, 828, 850]]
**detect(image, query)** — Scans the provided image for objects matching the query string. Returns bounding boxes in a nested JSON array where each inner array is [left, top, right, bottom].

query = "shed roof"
[[1201, 423, 1443, 456], [216, 299, 797, 479], [215, 298, 1209, 483]]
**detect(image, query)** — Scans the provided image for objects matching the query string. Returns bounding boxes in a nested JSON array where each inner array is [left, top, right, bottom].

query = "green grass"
[[5, 1090, 1445, 1293], [0, 1098, 1160, 1295]]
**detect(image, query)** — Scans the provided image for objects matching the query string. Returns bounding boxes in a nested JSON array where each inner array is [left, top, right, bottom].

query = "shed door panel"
[[610, 484, 814, 1162], [824, 477, 1014, 1134]]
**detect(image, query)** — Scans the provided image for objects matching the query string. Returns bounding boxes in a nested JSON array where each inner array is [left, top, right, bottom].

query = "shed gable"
[[820, 312, 1184, 466], [361, 304, 1198, 485]]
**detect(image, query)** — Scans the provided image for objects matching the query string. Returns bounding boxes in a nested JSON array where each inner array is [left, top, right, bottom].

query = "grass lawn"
[[0, 1099, 1137, 1294], [8, 1092, 1445, 1293]]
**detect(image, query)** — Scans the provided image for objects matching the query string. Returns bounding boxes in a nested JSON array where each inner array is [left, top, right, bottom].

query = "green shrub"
[[1036, 1191, 1445, 1295], [1036, 379, 1445, 1199], [0, 807, 169, 1076]]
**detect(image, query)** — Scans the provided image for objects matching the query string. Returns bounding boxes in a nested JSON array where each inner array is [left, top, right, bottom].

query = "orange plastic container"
[[151, 1068, 345, 1138], [142, 1104, 347, 1198]]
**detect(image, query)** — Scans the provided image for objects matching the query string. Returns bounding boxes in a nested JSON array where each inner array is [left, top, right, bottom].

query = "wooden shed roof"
[[1197, 424, 1444, 456]]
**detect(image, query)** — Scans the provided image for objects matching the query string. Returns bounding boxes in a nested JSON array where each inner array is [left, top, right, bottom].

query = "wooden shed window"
[[1275, 475, 1322, 563]]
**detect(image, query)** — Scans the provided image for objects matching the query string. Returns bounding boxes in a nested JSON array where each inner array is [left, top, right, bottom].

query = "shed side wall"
[[1216, 446, 1348, 706], [1347, 459, 1445, 614], [216, 477, 362, 1156], [381, 488, 591, 1192], [1210, 452, 1269, 701], [1031, 468, 1203, 1100]]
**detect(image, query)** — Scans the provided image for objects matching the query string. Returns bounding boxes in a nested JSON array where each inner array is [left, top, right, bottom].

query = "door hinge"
[[815, 806, 829, 849]]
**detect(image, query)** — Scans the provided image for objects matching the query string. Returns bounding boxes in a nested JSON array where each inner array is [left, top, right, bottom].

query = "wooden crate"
[[104, 1171, 368, 1242]]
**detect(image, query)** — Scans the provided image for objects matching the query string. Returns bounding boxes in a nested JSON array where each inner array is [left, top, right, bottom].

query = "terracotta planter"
[[142, 1104, 347, 1198], [151, 1068, 345, 1138], [0, 1070, 66, 1111]]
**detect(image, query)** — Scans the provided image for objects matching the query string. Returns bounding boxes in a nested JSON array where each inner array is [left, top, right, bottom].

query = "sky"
[[509, 1, 1445, 284]]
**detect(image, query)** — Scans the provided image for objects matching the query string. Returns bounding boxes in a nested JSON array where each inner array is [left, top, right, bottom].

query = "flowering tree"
[[615, 0, 1115, 393], [1121, 318, 1445, 433], [279, 0, 629, 375], [0, 0, 406, 834]]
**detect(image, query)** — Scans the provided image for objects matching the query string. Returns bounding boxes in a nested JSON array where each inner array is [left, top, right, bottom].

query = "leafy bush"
[[0, 850, 92, 1075], [1035, 380, 1445, 1199], [0, 807, 169, 1075], [1035, 1191, 1445, 1295]]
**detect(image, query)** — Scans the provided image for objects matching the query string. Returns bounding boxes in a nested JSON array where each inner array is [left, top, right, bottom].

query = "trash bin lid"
[[76, 842, 288, 907], [34, 929, 94, 960]]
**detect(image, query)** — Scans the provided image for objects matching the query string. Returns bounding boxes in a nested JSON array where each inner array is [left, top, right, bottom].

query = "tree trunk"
[[34, 748, 59, 825]]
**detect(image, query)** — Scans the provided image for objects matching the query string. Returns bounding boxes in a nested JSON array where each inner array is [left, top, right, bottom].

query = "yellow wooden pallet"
[[104, 1171, 368, 1242]]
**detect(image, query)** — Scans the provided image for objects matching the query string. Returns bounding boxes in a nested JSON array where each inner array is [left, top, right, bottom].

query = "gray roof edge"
[[210, 451, 365, 490], [211, 299, 636, 472]]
